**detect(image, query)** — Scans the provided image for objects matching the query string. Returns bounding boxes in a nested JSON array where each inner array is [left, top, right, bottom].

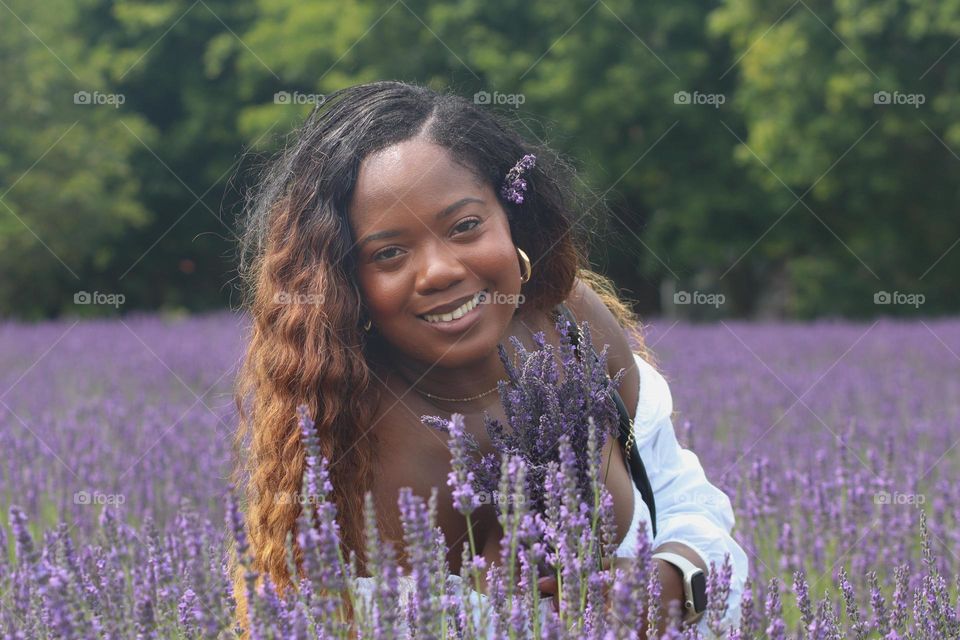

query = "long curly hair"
[[228, 80, 654, 634]]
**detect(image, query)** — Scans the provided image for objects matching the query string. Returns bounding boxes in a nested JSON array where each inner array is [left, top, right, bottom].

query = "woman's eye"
[[372, 219, 481, 262], [373, 247, 402, 262], [453, 218, 481, 234]]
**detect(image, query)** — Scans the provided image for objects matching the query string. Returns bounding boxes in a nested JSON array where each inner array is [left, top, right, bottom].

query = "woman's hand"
[[535, 556, 633, 614], [535, 556, 686, 634]]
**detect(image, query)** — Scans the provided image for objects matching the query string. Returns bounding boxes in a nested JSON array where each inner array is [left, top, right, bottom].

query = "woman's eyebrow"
[[357, 197, 484, 248]]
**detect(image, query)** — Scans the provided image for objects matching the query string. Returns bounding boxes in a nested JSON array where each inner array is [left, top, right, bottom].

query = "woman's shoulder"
[[631, 352, 674, 435], [551, 294, 672, 437], [549, 282, 643, 424]]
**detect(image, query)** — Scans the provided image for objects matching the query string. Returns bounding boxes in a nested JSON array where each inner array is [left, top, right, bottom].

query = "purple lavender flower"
[[868, 570, 890, 636], [134, 579, 158, 640], [764, 577, 786, 640], [397, 487, 446, 638], [297, 403, 333, 506], [362, 491, 401, 638], [226, 484, 248, 560], [705, 553, 733, 636], [177, 587, 203, 632], [500, 154, 536, 204], [645, 554, 662, 638], [794, 569, 814, 630], [890, 563, 909, 632], [8, 506, 38, 568], [443, 413, 481, 516], [839, 565, 868, 640]]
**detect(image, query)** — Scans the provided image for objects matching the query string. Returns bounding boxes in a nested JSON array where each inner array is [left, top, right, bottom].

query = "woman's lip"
[[417, 295, 485, 334], [418, 289, 488, 318]]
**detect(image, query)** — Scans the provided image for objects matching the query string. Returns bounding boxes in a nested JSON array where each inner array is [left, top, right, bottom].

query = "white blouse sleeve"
[[632, 353, 749, 637]]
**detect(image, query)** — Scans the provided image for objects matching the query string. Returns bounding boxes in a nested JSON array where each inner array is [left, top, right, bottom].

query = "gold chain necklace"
[[413, 383, 501, 402], [395, 354, 507, 403]]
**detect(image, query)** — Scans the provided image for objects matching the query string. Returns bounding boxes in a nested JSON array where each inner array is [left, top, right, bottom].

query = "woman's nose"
[[415, 243, 471, 293]]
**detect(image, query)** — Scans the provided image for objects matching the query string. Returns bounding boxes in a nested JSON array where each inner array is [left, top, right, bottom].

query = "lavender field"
[[1, 312, 958, 638]]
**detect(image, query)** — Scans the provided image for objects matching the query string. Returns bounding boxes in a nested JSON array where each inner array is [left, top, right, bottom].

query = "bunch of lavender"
[[420, 315, 632, 635], [422, 313, 626, 520]]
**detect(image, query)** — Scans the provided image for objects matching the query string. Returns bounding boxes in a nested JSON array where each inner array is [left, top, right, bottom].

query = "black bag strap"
[[554, 303, 658, 538]]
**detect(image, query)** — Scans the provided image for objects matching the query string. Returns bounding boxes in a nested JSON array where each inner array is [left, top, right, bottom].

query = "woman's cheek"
[[371, 277, 411, 319], [357, 269, 399, 319]]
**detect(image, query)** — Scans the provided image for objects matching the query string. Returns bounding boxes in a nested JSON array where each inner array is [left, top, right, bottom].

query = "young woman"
[[231, 80, 747, 637]]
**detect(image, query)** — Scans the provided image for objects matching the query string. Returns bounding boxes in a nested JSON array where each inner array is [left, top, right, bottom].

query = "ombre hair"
[[228, 80, 652, 633]]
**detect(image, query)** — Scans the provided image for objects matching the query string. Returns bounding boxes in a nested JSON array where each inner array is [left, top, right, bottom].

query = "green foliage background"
[[2, 0, 957, 319]]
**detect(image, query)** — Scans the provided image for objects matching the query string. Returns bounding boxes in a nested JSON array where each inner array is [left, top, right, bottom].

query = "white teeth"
[[422, 290, 486, 323]]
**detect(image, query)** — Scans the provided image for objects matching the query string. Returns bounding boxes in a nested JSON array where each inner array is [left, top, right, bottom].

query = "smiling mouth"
[[419, 289, 489, 323]]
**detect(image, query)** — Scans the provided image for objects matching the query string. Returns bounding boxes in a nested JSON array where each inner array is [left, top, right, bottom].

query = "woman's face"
[[348, 137, 523, 369]]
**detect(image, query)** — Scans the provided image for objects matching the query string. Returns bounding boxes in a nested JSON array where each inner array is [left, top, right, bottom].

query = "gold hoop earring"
[[517, 247, 532, 284], [362, 317, 372, 332]]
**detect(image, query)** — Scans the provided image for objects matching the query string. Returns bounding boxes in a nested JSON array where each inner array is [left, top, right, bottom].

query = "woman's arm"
[[632, 352, 749, 635], [565, 277, 749, 634]]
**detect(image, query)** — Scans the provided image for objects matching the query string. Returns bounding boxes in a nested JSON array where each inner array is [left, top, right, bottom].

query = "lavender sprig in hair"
[[500, 154, 537, 204]]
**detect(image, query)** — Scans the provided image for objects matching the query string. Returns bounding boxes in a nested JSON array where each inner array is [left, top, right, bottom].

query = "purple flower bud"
[[764, 577, 786, 640], [444, 413, 481, 516], [500, 154, 537, 204], [177, 587, 204, 631], [706, 553, 734, 636], [794, 569, 814, 630]]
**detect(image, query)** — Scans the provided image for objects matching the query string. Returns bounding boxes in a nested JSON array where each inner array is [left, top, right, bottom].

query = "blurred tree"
[[0, 0, 152, 319], [2, 0, 958, 319], [708, 0, 960, 317], [78, 0, 268, 314]]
